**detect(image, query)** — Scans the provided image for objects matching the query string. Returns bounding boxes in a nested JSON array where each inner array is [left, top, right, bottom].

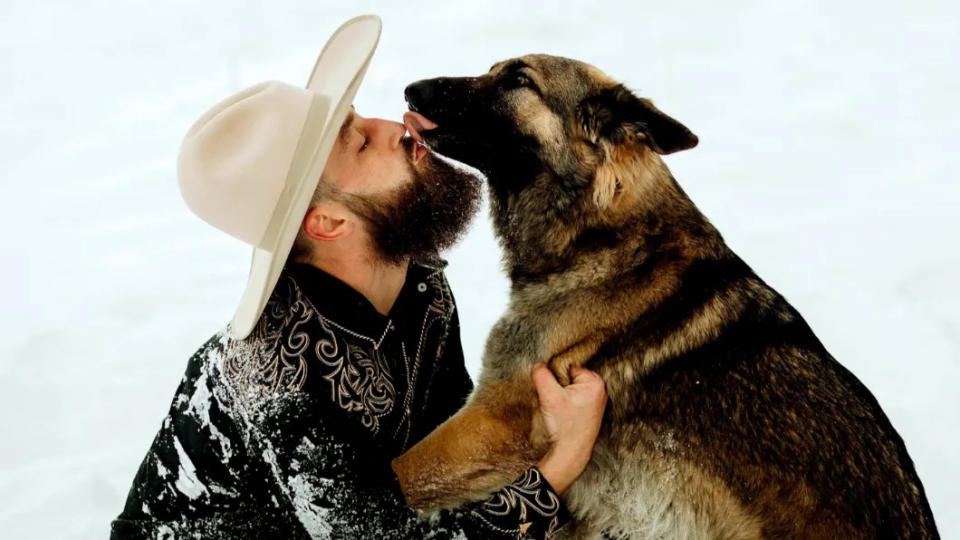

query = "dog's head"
[[405, 54, 697, 213]]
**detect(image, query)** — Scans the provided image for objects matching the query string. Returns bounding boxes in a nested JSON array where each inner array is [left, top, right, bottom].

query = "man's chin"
[[363, 146, 483, 265]]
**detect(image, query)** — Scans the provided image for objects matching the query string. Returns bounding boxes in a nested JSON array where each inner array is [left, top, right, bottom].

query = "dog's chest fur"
[[480, 309, 546, 382], [477, 271, 767, 538], [559, 437, 762, 539]]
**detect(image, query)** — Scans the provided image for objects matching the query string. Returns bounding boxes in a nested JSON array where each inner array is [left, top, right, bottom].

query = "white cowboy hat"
[[177, 15, 381, 339]]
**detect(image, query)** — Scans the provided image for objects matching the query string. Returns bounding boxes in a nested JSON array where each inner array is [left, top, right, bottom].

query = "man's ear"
[[302, 204, 354, 242], [578, 84, 698, 155]]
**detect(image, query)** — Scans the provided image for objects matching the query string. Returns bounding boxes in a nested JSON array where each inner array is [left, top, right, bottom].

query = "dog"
[[391, 54, 938, 539]]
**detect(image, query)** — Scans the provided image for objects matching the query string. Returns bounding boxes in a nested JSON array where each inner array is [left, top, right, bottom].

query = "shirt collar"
[[284, 260, 447, 348], [285, 262, 396, 346]]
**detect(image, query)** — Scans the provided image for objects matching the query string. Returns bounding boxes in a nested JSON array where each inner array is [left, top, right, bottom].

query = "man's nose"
[[367, 118, 406, 149]]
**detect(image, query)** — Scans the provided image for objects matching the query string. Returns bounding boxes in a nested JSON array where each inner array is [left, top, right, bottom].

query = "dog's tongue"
[[403, 111, 438, 143]]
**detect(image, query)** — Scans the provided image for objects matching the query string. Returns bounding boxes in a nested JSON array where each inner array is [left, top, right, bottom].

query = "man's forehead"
[[337, 105, 356, 144]]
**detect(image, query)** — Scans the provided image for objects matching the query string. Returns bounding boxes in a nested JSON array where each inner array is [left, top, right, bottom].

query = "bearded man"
[[110, 16, 606, 540]]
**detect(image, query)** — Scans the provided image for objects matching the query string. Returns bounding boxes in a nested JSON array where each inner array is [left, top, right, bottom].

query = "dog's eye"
[[505, 72, 536, 92]]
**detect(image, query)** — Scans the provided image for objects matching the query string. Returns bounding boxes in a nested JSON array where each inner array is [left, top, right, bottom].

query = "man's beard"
[[335, 148, 482, 265]]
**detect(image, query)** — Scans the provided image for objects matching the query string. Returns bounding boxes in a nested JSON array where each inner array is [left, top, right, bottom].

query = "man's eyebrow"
[[338, 107, 356, 144]]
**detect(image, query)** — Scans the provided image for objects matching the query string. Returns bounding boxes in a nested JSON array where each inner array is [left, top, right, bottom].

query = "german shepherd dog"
[[392, 55, 938, 538]]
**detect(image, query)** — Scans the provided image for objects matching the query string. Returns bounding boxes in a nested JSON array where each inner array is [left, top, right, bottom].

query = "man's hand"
[[531, 362, 607, 495]]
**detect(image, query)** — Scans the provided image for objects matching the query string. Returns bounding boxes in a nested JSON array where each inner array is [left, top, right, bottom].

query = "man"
[[111, 16, 607, 539]]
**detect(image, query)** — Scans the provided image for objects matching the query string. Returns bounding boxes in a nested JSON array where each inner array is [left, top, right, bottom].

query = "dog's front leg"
[[392, 379, 543, 511]]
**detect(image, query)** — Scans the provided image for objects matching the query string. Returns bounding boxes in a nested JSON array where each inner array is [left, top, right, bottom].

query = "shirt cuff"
[[470, 466, 572, 539]]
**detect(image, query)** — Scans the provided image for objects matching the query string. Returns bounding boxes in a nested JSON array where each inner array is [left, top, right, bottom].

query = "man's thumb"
[[531, 362, 563, 402]]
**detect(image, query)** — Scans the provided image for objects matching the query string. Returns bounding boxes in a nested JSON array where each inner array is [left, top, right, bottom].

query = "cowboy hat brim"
[[229, 14, 381, 339]]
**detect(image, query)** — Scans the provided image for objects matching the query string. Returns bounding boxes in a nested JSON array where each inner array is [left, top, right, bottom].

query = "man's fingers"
[[570, 367, 608, 405], [570, 366, 603, 386], [531, 362, 563, 402]]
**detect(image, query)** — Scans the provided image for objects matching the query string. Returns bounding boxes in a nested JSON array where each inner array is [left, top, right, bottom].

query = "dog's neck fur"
[[478, 154, 729, 387], [489, 152, 726, 297]]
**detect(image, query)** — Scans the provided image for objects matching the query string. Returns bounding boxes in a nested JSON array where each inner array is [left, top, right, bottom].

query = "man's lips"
[[403, 110, 438, 144], [403, 135, 428, 165], [413, 140, 427, 162]]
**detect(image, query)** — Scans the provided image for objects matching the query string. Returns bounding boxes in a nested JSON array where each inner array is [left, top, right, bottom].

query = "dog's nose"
[[404, 80, 434, 108]]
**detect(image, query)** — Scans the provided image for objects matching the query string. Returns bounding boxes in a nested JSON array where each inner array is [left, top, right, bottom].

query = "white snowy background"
[[2, 0, 957, 538]]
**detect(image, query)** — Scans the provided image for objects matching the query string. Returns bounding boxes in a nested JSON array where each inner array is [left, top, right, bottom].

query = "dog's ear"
[[578, 85, 698, 155]]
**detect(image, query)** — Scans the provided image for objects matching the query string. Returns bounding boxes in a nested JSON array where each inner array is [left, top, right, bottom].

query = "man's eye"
[[359, 137, 368, 152]]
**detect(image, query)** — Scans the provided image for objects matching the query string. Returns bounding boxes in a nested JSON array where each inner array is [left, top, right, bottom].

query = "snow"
[[1, 0, 957, 538], [185, 370, 234, 461], [171, 436, 208, 501], [288, 472, 335, 539]]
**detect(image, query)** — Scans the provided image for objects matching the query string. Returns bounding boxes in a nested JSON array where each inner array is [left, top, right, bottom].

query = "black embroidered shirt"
[[110, 260, 569, 539]]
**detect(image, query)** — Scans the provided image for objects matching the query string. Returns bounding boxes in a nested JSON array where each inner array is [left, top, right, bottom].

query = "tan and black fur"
[[392, 55, 938, 539]]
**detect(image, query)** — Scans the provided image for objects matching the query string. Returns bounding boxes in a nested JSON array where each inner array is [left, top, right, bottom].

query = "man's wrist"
[[536, 446, 590, 495]]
